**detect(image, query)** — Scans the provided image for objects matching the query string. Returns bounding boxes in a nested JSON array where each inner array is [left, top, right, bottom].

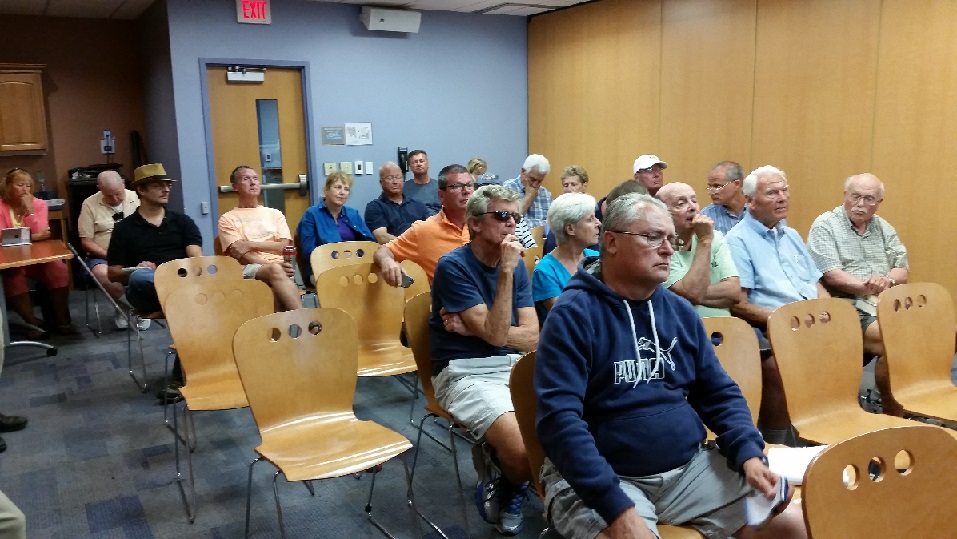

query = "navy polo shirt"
[[364, 193, 430, 237], [107, 209, 203, 267]]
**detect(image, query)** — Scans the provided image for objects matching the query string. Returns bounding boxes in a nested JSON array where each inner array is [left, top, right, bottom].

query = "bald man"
[[657, 183, 740, 318], [807, 173, 909, 416], [77, 171, 142, 329]]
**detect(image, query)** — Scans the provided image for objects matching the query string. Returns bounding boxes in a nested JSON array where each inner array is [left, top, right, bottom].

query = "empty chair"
[[232, 307, 412, 538], [802, 425, 957, 538], [702, 316, 762, 424], [308, 240, 378, 285]]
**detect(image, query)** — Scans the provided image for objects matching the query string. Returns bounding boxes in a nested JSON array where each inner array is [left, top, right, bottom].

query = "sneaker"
[[135, 317, 151, 331], [114, 311, 129, 329], [496, 481, 529, 536], [475, 475, 501, 525]]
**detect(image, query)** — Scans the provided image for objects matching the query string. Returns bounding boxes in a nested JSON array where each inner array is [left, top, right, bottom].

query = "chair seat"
[[358, 340, 416, 377], [659, 524, 705, 538], [180, 377, 248, 411], [895, 382, 957, 421], [793, 410, 934, 445], [257, 418, 412, 482]]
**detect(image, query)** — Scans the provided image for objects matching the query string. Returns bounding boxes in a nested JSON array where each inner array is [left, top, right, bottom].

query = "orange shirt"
[[386, 209, 469, 282]]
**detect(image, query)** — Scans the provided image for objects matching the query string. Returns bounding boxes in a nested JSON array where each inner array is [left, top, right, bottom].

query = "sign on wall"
[[236, 0, 271, 24]]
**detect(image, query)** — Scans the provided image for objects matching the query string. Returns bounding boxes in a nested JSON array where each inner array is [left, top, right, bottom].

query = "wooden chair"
[[163, 278, 274, 522], [399, 258, 430, 300], [702, 316, 762, 424], [308, 240, 379, 285], [529, 225, 545, 247], [523, 243, 544, 277], [404, 292, 480, 536], [767, 298, 920, 445], [877, 282, 957, 422], [509, 352, 704, 539], [802, 425, 957, 538], [232, 307, 412, 538]]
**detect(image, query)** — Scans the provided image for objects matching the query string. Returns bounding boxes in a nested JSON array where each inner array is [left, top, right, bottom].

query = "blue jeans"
[[125, 268, 160, 313]]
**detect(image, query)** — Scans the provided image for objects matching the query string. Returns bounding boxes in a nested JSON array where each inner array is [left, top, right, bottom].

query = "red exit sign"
[[236, 0, 271, 24]]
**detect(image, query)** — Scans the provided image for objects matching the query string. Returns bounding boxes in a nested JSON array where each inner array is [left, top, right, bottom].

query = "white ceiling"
[[0, 0, 587, 19]]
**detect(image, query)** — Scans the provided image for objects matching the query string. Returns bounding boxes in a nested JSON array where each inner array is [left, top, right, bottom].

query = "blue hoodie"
[[535, 256, 764, 525]]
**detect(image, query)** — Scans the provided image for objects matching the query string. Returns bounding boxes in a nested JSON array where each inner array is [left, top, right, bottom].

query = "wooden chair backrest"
[[164, 279, 274, 390], [509, 351, 547, 501], [877, 282, 956, 393], [399, 259, 430, 300], [530, 225, 545, 247], [233, 308, 359, 436], [314, 263, 404, 343], [802, 425, 957, 537], [702, 316, 762, 424], [154, 255, 244, 310], [767, 298, 864, 426], [309, 240, 379, 281], [405, 292, 439, 407], [523, 244, 544, 277]]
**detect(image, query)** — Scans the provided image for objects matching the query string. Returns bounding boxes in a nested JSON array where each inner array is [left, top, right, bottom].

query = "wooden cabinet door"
[[0, 69, 48, 152]]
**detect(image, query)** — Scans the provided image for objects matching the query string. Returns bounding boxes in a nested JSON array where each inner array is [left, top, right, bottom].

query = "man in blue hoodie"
[[536, 194, 806, 539]]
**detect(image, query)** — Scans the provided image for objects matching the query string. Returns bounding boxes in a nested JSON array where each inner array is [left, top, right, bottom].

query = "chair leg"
[[406, 413, 452, 538], [245, 456, 263, 538], [127, 316, 148, 393], [407, 376, 421, 426], [272, 470, 288, 539], [448, 422, 472, 535], [302, 480, 315, 496], [173, 401, 196, 523]]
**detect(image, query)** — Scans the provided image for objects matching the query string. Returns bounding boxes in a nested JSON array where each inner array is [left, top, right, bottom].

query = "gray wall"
[[161, 0, 529, 249]]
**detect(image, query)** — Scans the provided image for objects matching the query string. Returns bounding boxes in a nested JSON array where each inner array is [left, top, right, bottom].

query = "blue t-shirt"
[[429, 244, 533, 373]]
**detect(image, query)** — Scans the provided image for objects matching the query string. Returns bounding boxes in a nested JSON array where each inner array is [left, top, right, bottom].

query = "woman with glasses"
[[296, 171, 375, 284], [533, 193, 601, 321], [0, 169, 74, 337]]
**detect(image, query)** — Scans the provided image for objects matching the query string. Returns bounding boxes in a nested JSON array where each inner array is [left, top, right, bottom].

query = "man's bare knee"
[[255, 263, 283, 284], [484, 412, 530, 482]]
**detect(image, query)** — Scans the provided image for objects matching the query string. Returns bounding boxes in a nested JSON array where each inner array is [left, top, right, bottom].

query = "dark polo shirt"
[[107, 209, 203, 267], [364, 193, 430, 237]]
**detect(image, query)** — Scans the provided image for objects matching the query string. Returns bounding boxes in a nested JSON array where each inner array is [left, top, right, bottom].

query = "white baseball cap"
[[633, 154, 668, 174]]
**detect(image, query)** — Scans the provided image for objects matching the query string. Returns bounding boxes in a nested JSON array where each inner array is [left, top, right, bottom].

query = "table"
[[0, 240, 73, 355]]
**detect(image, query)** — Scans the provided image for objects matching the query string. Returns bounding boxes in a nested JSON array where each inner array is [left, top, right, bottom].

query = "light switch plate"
[[364, 161, 374, 175], [340, 161, 353, 174], [354, 160, 364, 175], [323, 162, 337, 175]]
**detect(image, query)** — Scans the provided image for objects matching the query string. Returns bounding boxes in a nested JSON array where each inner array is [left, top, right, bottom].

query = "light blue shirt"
[[700, 203, 747, 235], [532, 249, 599, 302], [725, 212, 821, 310]]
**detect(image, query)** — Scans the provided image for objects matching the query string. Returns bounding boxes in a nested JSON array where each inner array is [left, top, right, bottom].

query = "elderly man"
[[726, 165, 828, 443], [403, 149, 440, 215], [365, 162, 429, 244], [633, 154, 667, 196], [430, 185, 538, 535], [806, 173, 909, 416], [218, 166, 302, 312], [77, 170, 142, 329], [657, 183, 740, 317], [503, 154, 552, 228], [701, 161, 749, 234], [536, 193, 805, 539]]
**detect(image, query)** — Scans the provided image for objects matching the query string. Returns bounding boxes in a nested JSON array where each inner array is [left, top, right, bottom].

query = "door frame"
[[198, 58, 316, 225]]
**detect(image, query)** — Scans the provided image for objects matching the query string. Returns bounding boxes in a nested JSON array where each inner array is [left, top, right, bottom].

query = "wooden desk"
[[0, 240, 73, 351]]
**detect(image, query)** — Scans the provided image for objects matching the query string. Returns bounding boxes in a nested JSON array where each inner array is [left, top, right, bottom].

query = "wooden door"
[[206, 66, 310, 230]]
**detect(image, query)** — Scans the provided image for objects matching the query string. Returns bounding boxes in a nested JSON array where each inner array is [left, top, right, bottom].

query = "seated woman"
[[296, 171, 374, 284], [533, 192, 600, 323], [0, 168, 74, 337]]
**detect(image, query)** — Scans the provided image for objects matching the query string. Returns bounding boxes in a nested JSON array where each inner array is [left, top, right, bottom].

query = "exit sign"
[[236, 0, 271, 24]]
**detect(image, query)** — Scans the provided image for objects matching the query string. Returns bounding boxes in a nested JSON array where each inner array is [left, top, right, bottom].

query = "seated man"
[[726, 165, 829, 443], [430, 185, 539, 535], [365, 162, 429, 244], [807, 173, 909, 416], [503, 154, 552, 228], [632, 154, 667, 197], [657, 182, 740, 317], [218, 165, 302, 312], [536, 193, 805, 539], [701, 160, 749, 234], [77, 170, 143, 329]]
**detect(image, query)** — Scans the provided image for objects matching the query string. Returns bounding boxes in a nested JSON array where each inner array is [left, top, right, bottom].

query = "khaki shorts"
[[242, 263, 262, 279], [431, 354, 520, 439], [542, 445, 752, 539]]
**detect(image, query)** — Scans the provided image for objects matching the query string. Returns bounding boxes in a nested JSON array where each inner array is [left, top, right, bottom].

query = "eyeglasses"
[[706, 183, 730, 193], [444, 182, 475, 192], [479, 210, 523, 223], [112, 212, 124, 222], [384, 174, 403, 180], [846, 193, 881, 206], [609, 230, 682, 249]]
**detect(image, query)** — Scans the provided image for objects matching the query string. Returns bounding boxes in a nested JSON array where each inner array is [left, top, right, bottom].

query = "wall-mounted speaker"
[[360, 6, 421, 33]]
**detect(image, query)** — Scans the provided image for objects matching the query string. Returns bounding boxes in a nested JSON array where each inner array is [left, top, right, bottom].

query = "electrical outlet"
[[324, 162, 337, 175], [340, 161, 353, 174], [354, 161, 364, 175]]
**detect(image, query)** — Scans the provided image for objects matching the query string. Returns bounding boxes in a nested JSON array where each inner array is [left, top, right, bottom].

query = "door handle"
[[218, 175, 308, 194]]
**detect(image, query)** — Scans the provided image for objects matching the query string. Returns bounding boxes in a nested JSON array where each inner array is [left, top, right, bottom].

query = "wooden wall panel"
[[751, 0, 880, 237], [529, 0, 661, 199], [659, 0, 756, 193], [871, 0, 957, 297]]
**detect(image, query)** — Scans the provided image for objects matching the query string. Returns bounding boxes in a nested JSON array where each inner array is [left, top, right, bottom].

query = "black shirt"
[[364, 193, 430, 237], [107, 209, 203, 267]]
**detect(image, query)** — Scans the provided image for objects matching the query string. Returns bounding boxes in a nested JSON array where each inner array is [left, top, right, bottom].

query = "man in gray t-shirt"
[[402, 149, 440, 215]]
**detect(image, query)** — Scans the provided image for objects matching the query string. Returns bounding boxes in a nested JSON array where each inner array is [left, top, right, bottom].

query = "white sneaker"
[[135, 318, 151, 331], [114, 311, 129, 329]]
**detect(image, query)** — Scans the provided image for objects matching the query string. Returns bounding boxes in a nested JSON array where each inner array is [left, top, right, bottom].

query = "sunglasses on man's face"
[[480, 210, 523, 223], [112, 212, 124, 222]]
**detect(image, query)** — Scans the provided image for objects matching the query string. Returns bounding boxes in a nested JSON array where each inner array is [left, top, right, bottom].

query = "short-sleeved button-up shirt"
[[700, 203, 747, 235], [503, 176, 551, 229]]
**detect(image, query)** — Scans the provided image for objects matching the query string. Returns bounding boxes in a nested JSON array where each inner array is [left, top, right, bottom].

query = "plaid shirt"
[[503, 176, 551, 229], [700, 203, 747, 235]]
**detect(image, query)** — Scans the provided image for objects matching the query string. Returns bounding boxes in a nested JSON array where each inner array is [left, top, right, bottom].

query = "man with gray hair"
[[657, 182, 740, 317], [364, 161, 429, 244], [77, 170, 143, 329], [807, 173, 909, 416], [503, 154, 552, 228], [537, 193, 805, 539], [430, 184, 539, 535], [701, 160, 748, 234]]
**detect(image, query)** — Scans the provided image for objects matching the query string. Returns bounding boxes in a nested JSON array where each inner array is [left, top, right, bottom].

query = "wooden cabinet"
[[0, 64, 48, 153]]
